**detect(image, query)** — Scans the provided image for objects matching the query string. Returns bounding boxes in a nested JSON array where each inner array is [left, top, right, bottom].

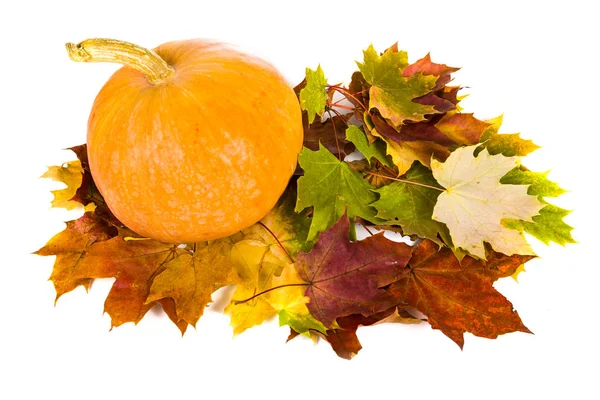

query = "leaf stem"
[[365, 172, 445, 191], [326, 109, 343, 160], [257, 221, 294, 263], [233, 283, 310, 305], [328, 85, 368, 111], [329, 103, 354, 111]]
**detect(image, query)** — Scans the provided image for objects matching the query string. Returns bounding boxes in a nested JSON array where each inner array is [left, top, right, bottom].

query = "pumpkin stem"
[[65, 38, 175, 85]]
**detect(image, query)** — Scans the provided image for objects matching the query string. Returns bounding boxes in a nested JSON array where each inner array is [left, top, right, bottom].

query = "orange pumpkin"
[[66, 38, 303, 243]]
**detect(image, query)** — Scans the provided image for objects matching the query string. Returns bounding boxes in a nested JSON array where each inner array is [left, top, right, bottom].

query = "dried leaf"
[[431, 145, 544, 258], [41, 160, 83, 210], [34, 212, 117, 300], [295, 214, 412, 327], [388, 240, 533, 348], [146, 241, 240, 327], [477, 115, 540, 157]]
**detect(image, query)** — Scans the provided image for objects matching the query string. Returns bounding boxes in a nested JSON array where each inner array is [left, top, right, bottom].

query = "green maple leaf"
[[345, 125, 393, 167], [372, 162, 449, 245], [357, 45, 438, 127], [295, 144, 383, 243], [500, 167, 566, 197], [477, 115, 540, 157], [503, 205, 574, 246], [299, 65, 328, 124], [501, 167, 574, 246], [278, 309, 327, 337]]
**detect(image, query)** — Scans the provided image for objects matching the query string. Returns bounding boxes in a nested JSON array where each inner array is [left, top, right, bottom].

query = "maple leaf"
[[71, 234, 188, 330], [34, 212, 117, 301], [66, 144, 121, 225], [500, 167, 567, 197], [403, 53, 460, 113], [225, 240, 285, 334], [500, 167, 574, 246], [295, 214, 413, 327], [388, 240, 533, 348], [225, 187, 315, 334], [41, 160, 84, 210], [226, 240, 314, 335], [146, 241, 240, 327], [345, 125, 393, 167], [433, 112, 491, 145], [372, 161, 450, 246], [477, 115, 540, 157], [357, 45, 438, 127], [319, 308, 395, 360], [301, 112, 354, 161], [295, 144, 383, 243], [403, 53, 459, 91], [431, 145, 544, 259], [299, 65, 328, 124], [268, 264, 327, 336], [367, 111, 450, 175]]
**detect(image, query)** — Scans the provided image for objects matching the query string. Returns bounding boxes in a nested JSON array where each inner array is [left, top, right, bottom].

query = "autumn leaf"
[[34, 212, 117, 300], [295, 144, 383, 243], [500, 167, 567, 197], [225, 239, 287, 334], [299, 65, 328, 124], [403, 53, 460, 113], [387, 240, 533, 348], [41, 160, 84, 210], [431, 145, 544, 259], [345, 125, 393, 167], [66, 144, 121, 225], [378, 135, 450, 176], [146, 241, 240, 327], [295, 214, 413, 327], [226, 187, 315, 334], [500, 167, 574, 246], [268, 264, 327, 336], [73, 234, 187, 329], [367, 111, 450, 175], [357, 44, 438, 127], [477, 115, 540, 157], [433, 112, 491, 145], [403, 53, 459, 91], [300, 112, 354, 164], [372, 162, 450, 246], [318, 308, 395, 360]]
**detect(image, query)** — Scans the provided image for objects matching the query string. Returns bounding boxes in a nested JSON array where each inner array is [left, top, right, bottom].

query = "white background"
[[1, 1, 598, 399]]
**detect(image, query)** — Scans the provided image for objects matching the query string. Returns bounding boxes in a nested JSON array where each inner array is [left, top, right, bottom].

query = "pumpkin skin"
[[87, 40, 303, 243]]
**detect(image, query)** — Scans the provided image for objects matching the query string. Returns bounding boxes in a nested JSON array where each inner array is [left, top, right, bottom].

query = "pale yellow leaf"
[[431, 145, 543, 259]]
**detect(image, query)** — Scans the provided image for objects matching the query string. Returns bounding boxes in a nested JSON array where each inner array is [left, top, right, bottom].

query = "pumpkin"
[[66, 38, 303, 243]]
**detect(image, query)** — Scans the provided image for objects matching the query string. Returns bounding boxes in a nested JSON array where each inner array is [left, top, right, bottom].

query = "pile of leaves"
[[36, 44, 574, 359]]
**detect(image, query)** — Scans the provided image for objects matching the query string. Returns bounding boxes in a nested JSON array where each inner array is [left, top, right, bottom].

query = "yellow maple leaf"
[[146, 240, 240, 327], [41, 160, 83, 210]]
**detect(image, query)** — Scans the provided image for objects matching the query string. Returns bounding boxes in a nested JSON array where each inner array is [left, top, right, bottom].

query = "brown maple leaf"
[[72, 233, 187, 330], [387, 239, 533, 348], [34, 212, 117, 301], [403, 53, 460, 113], [146, 240, 240, 327], [67, 144, 120, 226], [295, 214, 413, 327], [301, 112, 355, 161]]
